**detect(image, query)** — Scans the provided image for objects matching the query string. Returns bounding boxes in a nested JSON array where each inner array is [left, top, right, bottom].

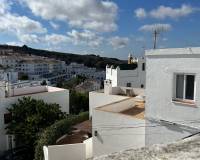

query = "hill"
[[0, 45, 126, 70]]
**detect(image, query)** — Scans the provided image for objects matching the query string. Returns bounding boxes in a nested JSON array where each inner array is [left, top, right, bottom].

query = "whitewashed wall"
[[89, 91, 128, 117], [145, 48, 200, 145], [43, 144, 85, 160], [0, 87, 69, 153], [43, 138, 93, 160], [93, 109, 145, 157], [84, 137, 93, 159], [106, 58, 146, 88]]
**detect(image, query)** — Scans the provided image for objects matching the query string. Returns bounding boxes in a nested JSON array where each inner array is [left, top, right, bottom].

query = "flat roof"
[[146, 47, 200, 56], [96, 98, 145, 120], [10, 86, 67, 97], [47, 86, 67, 92]]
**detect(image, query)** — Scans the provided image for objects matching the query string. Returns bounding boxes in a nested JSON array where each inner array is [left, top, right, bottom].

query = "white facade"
[[106, 57, 145, 88], [0, 50, 66, 80], [0, 82, 69, 153], [0, 70, 18, 83], [90, 47, 200, 158], [145, 47, 200, 146], [43, 138, 93, 160], [67, 63, 105, 81], [92, 97, 145, 157], [89, 83, 145, 156]]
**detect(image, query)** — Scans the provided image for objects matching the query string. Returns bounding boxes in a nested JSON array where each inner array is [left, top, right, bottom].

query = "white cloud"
[[134, 8, 147, 18], [18, 34, 40, 44], [0, 0, 11, 15], [6, 41, 24, 46], [0, 14, 47, 34], [67, 30, 103, 47], [139, 23, 172, 32], [150, 4, 194, 19], [135, 4, 196, 20], [109, 36, 129, 49], [50, 21, 60, 30], [22, 0, 118, 32], [0, 0, 46, 44], [44, 34, 70, 45]]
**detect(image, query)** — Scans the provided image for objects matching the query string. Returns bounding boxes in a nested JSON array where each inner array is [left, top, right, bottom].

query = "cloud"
[[150, 4, 194, 19], [109, 36, 129, 49], [134, 8, 147, 18], [135, 4, 196, 20], [18, 34, 40, 44], [44, 34, 70, 45], [0, 14, 47, 34], [6, 41, 24, 46], [50, 21, 60, 30], [0, 0, 11, 15], [21, 0, 118, 32], [67, 30, 103, 47], [0, 0, 46, 44], [139, 23, 172, 32]]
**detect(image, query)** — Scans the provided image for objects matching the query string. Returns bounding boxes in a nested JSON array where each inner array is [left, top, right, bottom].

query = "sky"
[[0, 0, 200, 60]]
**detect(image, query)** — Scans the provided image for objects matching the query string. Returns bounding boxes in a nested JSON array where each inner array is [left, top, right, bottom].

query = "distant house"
[[106, 54, 145, 88], [0, 80, 69, 153], [75, 80, 101, 93]]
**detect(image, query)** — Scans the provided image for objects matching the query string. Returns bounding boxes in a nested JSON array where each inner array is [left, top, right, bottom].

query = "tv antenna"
[[140, 24, 171, 49]]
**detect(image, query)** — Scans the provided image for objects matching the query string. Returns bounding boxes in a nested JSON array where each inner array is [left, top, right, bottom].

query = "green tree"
[[70, 90, 89, 114], [6, 97, 66, 160]]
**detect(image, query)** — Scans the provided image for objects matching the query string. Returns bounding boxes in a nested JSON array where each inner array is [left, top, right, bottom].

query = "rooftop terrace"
[[146, 47, 200, 56], [96, 97, 145, 120]]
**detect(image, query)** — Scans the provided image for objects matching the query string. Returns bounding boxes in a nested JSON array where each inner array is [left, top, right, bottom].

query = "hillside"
[[0, 45, 126, 70]]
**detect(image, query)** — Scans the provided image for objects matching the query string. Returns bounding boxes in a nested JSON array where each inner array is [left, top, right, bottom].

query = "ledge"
[[172, 98, 196, 107]]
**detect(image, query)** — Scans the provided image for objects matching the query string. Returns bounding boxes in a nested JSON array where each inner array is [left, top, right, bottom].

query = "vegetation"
[[70, 90, 89, 114], [6, 97, 66, 160], [56, 75, 86, 89], [56, 76, 89, 114], [34, 112, 89, 160], [0, 44, 125, 70], [18, 73, 29, 80]]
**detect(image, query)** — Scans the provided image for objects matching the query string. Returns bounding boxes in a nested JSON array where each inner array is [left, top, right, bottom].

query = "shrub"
[[34, 112, 89, 160]]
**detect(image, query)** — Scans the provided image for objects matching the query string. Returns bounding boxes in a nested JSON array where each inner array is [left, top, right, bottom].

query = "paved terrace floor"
[[96, 98, 145, 120], [120, 101, 144, 119]]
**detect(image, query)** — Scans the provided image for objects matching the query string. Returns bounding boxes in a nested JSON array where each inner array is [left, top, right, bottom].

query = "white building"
[[90, 79, 145, 156], [145, 47, 200, 146], [0, 69, 18, 83], [106, 55, 145, 88], [66, 62, 105, 81], [0, 50, 66, 80], [0, 81, 69, 153], [90, 47, 200, 158]]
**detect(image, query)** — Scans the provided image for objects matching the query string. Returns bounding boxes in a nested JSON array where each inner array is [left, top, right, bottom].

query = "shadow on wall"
[[147, 119, 199, 134]]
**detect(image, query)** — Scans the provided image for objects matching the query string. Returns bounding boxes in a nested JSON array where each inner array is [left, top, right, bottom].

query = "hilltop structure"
[[106, 54, 145, 88]]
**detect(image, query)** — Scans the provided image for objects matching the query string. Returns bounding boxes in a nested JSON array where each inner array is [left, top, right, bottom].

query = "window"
[[4, 113, 12, 124], [174, 74, 195, 101], [126, 83, 131, 87], [142, 63, 145, 71]]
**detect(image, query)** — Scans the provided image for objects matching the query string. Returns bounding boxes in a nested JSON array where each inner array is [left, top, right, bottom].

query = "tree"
[[70, 90, 89, 114], [6, 97, 66, 160]]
